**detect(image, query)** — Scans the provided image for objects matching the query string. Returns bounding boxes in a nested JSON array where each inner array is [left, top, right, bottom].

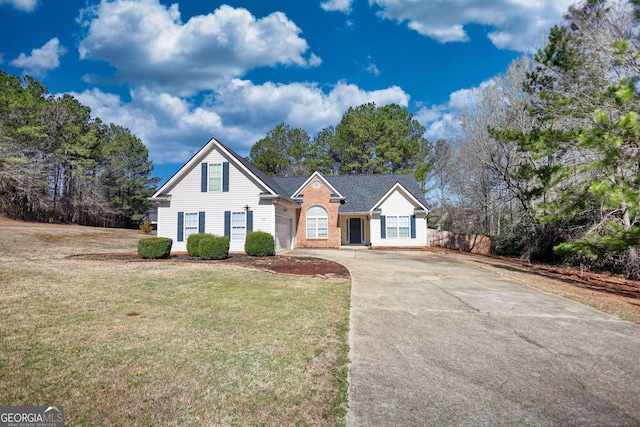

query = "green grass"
[[0, 223, 350, 425]]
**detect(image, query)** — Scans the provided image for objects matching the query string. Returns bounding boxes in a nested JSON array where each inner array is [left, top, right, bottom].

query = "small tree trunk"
[[622, 206, 638, 264]]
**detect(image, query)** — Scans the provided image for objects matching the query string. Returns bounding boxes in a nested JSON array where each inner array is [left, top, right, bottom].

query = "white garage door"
[[275, 216, 292, 252]]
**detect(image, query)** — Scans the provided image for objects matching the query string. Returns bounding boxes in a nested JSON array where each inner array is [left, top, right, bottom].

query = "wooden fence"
[[427, 229, 494, 255]]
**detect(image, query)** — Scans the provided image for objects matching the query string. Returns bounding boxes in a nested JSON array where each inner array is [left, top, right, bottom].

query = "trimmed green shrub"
[[138, 237, 172, 259], [187, 233, 212, 257], [244, 231, 275, 257], [199, 235, 230, 260]]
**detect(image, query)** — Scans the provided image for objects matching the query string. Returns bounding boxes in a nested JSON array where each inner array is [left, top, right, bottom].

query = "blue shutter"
[[246, 210, 253, 232], [198, 211, 205, 233], [410, 215, 416, 239], [201, 163, 208, 192], [222, 162, 229, 192], [224, 211, 231, 238], [177, 212, 184, 242], [380, 215, 386, 239]]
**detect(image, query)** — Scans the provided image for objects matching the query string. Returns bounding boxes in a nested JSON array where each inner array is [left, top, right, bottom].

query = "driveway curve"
[[293, 249, 640, 427]]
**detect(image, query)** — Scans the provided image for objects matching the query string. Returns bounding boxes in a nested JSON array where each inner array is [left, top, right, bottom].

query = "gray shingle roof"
[[273, 173, 427, 213], [271, 176, 308, 198]]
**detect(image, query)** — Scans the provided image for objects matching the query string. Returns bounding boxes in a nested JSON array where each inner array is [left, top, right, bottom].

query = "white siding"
[[370, 189, 428, 248], [156, 148, 275, 253], [156, 200, 172, 245]]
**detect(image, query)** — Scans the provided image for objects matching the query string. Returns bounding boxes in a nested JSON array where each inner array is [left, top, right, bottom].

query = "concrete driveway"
[[293, 249, 640, 426]]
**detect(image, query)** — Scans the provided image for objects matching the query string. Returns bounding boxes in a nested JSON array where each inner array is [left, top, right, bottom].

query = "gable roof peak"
[[150, 137, 294, 203], [290, 171, 345, 199]]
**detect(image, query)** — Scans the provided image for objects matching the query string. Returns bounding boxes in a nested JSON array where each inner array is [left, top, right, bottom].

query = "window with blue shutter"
[[247, 210, 253, 232], [201, 163, 207, 192], [380, 215, 386, 239], [199, 211, 205, 233], [177, 212, 184, 242], [222, 162, 229, 192], [202, 162, 229, 192], [383, 215, 411, 238], [224, 211, 231, 238], [410, 215, 416, 239]]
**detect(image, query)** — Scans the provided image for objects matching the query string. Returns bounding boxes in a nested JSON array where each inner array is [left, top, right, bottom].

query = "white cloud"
[[369, 0, 575, 51], [321, 0, 353, 13], [0, 0, 38, 12], [417, 79, 502, 142], [11, 38, 67, 77], [77, 1, 320, 96], [415, 104, 446, 125], [216, 79, 409, 133], [365, 56, 381, 76], [308, 53, 323, 67], [69, 87, 228, 164], [67, 80, 410, 165], [416, 91, 469, 143], [417, 104, 463, 143]]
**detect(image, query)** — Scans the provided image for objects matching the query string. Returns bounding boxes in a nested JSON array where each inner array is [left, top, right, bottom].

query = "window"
[[386, 216, 410, 238], [208, 162, 222, 191], [184, 212, 199, 240], [231, 211, 246, 240], [306, 206, 328, 239]]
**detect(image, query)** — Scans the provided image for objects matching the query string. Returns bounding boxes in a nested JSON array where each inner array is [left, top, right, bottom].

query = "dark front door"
[[349, 218, 362, 244]]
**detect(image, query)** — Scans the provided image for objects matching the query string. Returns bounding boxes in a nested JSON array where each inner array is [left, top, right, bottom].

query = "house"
[[150, 138, 430, 253]]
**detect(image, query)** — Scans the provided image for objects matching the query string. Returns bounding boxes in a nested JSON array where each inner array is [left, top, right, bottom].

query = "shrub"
[[245, 231, 275, 257], [187, 233, 212, 257], [138, 237, 172, 259], [199, 235, 230, 260], [494, 234, 524, 257], [139, 217, 153, 234]]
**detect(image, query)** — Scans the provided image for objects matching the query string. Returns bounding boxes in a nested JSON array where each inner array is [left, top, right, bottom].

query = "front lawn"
[[0, 222, 350, 425]]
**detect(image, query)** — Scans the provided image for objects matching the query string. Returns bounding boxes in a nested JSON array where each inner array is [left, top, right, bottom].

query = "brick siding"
[[294, 178, 341, 248]]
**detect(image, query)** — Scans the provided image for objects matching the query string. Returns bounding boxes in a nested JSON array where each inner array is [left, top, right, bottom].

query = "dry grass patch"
[[0, 222, 350, 426]]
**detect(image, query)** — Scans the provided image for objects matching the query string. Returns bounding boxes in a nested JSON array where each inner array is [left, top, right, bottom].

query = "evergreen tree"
[[329, 103, 431, 175], [248, 123, 314, 177]]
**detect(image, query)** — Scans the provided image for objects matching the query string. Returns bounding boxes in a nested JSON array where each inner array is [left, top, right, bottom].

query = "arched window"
[[306, 206, 328, 239]]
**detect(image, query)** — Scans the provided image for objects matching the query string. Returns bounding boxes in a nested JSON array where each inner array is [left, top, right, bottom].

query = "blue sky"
[[0, 0, 574, 184]]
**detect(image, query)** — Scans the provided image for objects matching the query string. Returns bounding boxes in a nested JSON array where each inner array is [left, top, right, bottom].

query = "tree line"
[[248, 102, 433, 189], [0, 71, 159, 228], [434, 0, 639, 279]]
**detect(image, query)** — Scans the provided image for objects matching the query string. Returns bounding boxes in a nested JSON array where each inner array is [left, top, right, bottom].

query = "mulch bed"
[[495, 256, 640, 298], [67, 252, 350, 278]]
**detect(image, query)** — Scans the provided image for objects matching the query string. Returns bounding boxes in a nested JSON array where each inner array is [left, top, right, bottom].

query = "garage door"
[[275, 216, 292, 252]]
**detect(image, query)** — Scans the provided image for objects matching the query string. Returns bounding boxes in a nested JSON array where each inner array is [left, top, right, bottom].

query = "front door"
[[349, 218, 362, 244]]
